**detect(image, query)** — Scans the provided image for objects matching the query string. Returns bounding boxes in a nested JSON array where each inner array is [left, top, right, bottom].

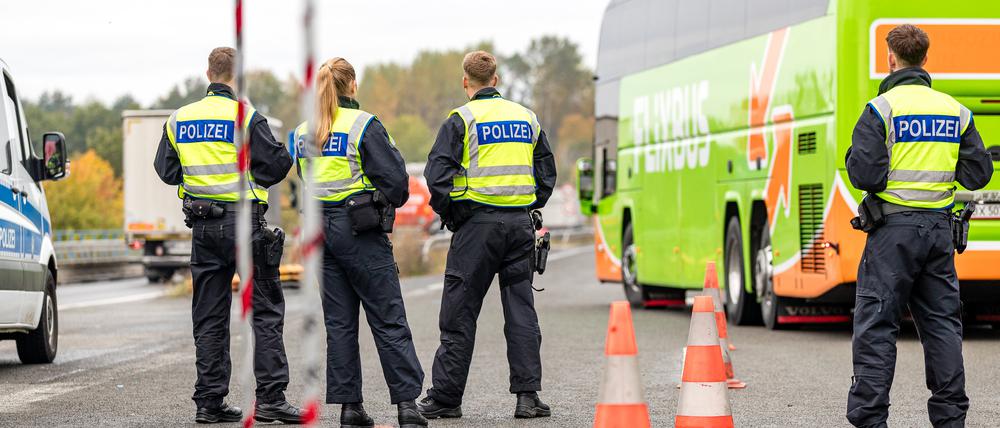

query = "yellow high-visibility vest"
[[450, 96, 539, 207], [868, 85, 972, 208], [166, 93, 268, 202], [293, 108, 375, 203]]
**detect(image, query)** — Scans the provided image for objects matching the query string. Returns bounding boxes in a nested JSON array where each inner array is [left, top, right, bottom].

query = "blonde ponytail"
[[313, 58, 357, 153]]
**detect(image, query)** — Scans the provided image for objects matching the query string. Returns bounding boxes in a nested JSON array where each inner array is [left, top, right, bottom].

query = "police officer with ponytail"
[[845, 25, 993, 428], [419, 51, 557, 420], [292, 58, 426, 428], [153, 47, 302, 424]]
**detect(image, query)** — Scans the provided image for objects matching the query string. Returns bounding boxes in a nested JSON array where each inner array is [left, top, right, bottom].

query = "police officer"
[[153, 47, 302, 424], [418, 51, 557, 420], [292, 57, 426, 428], [845, 25, 993, 428]]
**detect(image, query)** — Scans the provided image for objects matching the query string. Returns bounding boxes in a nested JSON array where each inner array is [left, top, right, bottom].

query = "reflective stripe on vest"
[[449, 98, 539, 207], [294, 108, 375, 202], [166, 95, 268, 202], [866, 85, 970, 209]]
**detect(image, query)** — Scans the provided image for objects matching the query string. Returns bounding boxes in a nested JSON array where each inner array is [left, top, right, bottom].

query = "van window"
[[3, 72, 27, 162]]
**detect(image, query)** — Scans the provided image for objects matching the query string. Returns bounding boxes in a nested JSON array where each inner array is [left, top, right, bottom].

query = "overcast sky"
[[1, 0, 608, 106]]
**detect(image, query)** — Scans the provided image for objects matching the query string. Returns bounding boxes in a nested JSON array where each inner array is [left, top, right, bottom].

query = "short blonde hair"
[[208, 47, 236, 82], [463, 51, 497, 87]]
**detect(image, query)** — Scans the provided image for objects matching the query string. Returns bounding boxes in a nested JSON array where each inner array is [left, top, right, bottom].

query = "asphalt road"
[[2, 246, 999, 427]]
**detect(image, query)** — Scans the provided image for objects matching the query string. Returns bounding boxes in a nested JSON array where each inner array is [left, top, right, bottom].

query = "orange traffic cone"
[[703, 262, 746, 389], [676, 296, 735, 428], [594, 301, 651, 428]]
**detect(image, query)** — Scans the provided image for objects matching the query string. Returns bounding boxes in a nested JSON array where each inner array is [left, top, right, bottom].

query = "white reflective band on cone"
[[677, 381, 732, 416], [597, 355, 644, 404], [706, 287, 724, 312], [687, 312, 720, 346]]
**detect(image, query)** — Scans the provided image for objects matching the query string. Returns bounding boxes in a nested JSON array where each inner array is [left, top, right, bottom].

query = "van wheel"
[[621, 223, 646, 307], [724, 217, 762, 325], [17, 270, 58, 364]]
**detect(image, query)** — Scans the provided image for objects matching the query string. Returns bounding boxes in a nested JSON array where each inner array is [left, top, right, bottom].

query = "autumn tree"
[[43, 150, 123, 230]]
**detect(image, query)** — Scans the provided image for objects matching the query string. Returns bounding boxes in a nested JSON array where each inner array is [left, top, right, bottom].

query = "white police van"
[[0, 58, 68, 364]]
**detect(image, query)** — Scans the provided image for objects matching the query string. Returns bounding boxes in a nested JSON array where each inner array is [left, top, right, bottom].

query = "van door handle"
[[10, 186, 20, 196]]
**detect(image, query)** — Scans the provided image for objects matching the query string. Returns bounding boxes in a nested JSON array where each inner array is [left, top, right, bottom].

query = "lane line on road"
[[60, 290, 168, 311]]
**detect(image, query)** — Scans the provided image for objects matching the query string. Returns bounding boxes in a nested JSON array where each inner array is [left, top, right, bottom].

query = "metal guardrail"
[[53, 229, 127, 242], [54, 239, 141, 267], [52, 230, 139, 267]]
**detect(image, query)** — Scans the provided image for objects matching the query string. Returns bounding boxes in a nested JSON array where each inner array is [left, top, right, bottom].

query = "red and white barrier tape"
[[298, 0, 324, 425], [233, 1, 257, 426]]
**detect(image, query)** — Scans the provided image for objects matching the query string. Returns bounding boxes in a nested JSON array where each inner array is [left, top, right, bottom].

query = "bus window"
[[603, 157, 617, 197]]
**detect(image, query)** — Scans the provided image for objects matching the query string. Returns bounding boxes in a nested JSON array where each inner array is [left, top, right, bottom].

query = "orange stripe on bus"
[[874, 23, 1000, 75], [682, 346, 727, 382]]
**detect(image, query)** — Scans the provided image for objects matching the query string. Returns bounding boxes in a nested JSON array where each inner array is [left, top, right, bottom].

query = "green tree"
[[555, 113, 594, 181], [151, 76, 207, 109], [504, 36, 594, 136], [385, 114, 433, 163], [43, 150, 123, 230]]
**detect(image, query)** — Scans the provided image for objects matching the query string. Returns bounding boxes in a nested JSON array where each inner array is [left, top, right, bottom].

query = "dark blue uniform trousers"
[[847, 211, 969, 428], [427, 208, 542, 406], [190, 212, 289, 408], [320, 208, 423, 404]]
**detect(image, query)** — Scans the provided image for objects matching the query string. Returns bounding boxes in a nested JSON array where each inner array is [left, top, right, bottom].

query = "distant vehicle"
[[578, 0, 1000, 328], [0, 58, 69, 364], [396, 163, 438, 233], [123, 110, 284, 282]]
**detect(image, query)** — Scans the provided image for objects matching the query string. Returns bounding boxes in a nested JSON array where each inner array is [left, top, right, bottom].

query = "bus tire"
[[724, 217, 762, 325], [755, 223, 789, 330], [621, 222, 646, 307]]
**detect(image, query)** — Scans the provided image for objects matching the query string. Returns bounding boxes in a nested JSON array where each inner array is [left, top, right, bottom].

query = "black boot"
[[397, 400, 428, 427], [340, 403, 374, 428], [416, 396, 462, 419], [255, 400, 304, 424], [514, 392, 551, 418], [195, 402, 243, 424]]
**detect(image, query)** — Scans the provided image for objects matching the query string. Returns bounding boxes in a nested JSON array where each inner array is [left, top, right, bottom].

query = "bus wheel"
[[755, 224, 787, 330], [621, 223, 645, 307], [724, 217, 761, 325]]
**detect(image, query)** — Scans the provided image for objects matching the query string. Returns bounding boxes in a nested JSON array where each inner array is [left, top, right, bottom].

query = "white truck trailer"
[[122, 110, 284, 282]]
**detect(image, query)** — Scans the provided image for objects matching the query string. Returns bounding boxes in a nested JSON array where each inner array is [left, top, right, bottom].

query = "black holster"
[[952, 202, 976, 254], [373, 190, 395, 233], [851, 195, 885, 233], [531, 210, 550, 275], [255, 221, 285, 267]]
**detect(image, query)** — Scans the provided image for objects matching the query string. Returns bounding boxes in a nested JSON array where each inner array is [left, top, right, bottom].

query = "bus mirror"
[[576, 157, 595, 213]]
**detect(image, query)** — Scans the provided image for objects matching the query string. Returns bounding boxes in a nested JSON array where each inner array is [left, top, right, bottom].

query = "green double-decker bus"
[[577, 0, 1000, 329]]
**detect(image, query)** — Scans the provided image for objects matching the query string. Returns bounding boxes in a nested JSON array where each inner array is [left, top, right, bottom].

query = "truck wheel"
[[621, 223, 646, 307], [17, 270, 58, 364], [724, 217, 762, 325], [755, 223, 788, 330], [146, 268, 175, 283]]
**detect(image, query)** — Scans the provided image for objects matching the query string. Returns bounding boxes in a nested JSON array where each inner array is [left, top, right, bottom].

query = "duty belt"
[[881, 201, 949, 216]]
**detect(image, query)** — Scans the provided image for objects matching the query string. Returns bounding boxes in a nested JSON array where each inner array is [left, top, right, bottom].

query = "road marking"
[[0, 382, 88, 413], [60, 290, 168, 311], [402, 245, 591, 299]]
